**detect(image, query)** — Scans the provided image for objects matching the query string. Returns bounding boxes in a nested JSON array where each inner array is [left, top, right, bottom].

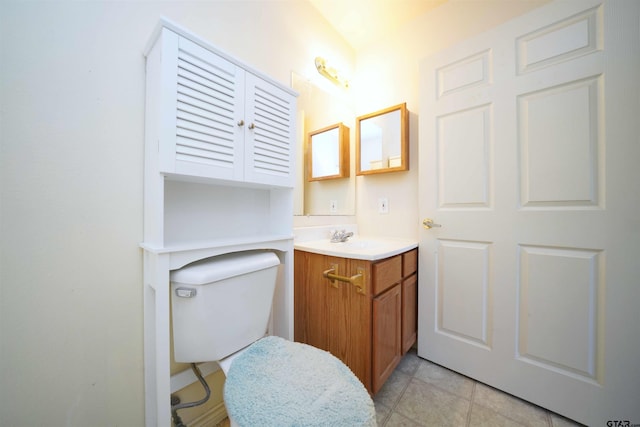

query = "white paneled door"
[[417, 1, 640, 425]]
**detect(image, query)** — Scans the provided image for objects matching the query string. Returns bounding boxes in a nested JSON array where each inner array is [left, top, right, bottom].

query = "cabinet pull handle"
[[323, 267, 366, 294], [248, 123, 255, 130], [237, 120, 244, 127]]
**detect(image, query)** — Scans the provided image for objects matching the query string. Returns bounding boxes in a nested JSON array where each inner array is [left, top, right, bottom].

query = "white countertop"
[[294, 237, 418, 261]]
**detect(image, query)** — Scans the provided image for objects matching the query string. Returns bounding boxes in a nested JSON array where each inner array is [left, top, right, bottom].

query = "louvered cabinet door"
[[243, 73, 296, 187], [160, 33, 246, 181]]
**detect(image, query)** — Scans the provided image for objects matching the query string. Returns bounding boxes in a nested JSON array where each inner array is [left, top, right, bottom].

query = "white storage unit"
[[141, 19, 297, 427], [147, 23, 295, 187]]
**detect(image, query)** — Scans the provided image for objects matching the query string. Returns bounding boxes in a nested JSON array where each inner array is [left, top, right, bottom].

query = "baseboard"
[[188, 402, 228, 427]]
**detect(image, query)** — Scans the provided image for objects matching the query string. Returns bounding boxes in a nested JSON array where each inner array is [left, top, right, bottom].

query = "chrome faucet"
[[330, 229, 354, 243]]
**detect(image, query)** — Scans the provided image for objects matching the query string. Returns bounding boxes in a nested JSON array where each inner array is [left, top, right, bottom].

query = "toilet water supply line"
[[171, 363, 211, 427]]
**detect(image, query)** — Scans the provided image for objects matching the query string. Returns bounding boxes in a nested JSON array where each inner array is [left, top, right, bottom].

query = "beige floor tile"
[[473, 383, 549, 427], [394, 379, 470, 427], [375, 402, 392, 426], [413, 362, 475, 400], [385, 411, 425, 427], [469, 403, 527, 427], [396, 349, 423, 376], [550, 413, 584, 427], [374, 369, 412, 408]]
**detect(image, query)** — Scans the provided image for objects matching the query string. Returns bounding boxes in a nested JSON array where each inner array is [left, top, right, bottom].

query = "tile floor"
[[374, 349, 584, 427], [214, 349, 585, 427]]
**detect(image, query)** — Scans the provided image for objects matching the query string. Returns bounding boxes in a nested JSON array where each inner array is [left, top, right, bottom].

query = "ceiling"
[[308, 0, 447, 50]]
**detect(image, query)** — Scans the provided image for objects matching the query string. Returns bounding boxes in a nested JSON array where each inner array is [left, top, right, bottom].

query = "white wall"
[[354, 0, 549, 239], [0, 0, 551, 425], [0, 1, 352, 425]]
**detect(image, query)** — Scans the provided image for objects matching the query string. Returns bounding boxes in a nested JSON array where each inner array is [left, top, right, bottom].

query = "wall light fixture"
[[315, 56, 349, 88]]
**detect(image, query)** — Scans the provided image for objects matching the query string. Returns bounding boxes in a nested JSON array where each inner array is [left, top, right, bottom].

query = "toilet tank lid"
[[170, 251, 280, 285]]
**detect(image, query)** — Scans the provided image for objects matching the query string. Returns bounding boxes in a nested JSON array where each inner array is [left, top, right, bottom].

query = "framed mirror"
[[308, 123, 349, 181], [292, 72, 355, 216], [356, 103, 409, 175]]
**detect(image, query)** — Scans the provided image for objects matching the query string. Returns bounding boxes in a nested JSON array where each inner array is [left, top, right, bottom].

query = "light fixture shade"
[[315, 56, 349, 88]]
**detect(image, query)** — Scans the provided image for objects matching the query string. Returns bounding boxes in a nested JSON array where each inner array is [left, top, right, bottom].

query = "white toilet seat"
[[222, 336, 376, 427], [217, 345, 248, 376]]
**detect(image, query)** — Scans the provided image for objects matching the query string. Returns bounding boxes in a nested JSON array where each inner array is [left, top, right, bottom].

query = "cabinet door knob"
[[237, 120, 244, 127], [248, 123, 255, 130]]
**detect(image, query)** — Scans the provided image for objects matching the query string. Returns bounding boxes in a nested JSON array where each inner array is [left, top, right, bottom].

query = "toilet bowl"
[[170, 251, 376, 426]]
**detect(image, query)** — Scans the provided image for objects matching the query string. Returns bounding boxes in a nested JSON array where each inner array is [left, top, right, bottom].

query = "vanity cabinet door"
[[294, 250, 335, 349], [294, 251, 372, 390], [401, 249, 418, 353], [327, 258, 371, 390], [372, 284, 402, 394], [402, 273, 418, 353]]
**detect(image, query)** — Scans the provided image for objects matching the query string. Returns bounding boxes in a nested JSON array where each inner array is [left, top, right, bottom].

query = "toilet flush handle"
[[175, 287, 197, 298]]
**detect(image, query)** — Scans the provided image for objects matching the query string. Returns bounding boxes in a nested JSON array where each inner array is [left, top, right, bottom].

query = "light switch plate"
[[378, 197, 389, 214]]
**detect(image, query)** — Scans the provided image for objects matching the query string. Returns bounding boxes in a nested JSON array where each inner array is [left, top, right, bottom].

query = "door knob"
[[422, 218, 442, 229]]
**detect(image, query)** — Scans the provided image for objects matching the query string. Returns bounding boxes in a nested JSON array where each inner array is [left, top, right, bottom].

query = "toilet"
[[170, 250, 377, 427]]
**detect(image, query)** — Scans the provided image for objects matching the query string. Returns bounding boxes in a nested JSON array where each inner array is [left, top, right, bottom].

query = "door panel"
[[517, 245, 604, 383], [437, 106, 492, 209], [173, 36, 244, 180], [418, 1, 640, 425], [518, 76, 602, 208], [244, 73, 296, 186], [437, 240, 492, 349]]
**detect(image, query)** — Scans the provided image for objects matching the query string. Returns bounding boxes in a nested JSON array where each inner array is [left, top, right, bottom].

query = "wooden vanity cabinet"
[[294, 248, 417, 394], [294, 253, 372, 389]]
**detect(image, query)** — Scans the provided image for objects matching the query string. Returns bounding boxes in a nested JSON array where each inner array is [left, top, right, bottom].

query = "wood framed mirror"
[[307, 122, 350, 181], [356, 103, 409, 175]]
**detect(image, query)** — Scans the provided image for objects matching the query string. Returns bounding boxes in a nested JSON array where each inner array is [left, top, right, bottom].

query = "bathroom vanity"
[[294, 242, 417, 394]]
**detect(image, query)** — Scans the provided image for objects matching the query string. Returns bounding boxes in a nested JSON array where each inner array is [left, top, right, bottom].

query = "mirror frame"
[[356, 102, 409, 175], [307, 122, 350, 181]]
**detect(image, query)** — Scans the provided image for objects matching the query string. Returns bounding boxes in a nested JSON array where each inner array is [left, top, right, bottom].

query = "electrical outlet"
[[378, 197, 389, 214], [329, 200, 338, 213]]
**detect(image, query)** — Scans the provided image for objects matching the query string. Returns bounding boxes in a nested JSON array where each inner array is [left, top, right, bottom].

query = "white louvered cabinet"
[[149, 28, 295, 188], [142, 19, 297, 427]]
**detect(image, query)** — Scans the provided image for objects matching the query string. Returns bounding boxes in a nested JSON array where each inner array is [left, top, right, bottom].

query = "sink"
[[294, 237, 417, 261], [340, 240, 377, 249]]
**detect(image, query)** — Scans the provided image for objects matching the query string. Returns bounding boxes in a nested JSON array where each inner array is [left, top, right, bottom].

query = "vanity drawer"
[[403, 249, 417, 277], [372, 255, 402, 295]]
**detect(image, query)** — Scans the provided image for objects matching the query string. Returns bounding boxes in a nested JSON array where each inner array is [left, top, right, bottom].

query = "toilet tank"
[[170, 250, 280, 363]]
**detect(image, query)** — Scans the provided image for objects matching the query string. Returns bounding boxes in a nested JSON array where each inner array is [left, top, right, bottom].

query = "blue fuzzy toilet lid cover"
[[224, 335, 377, 427]]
